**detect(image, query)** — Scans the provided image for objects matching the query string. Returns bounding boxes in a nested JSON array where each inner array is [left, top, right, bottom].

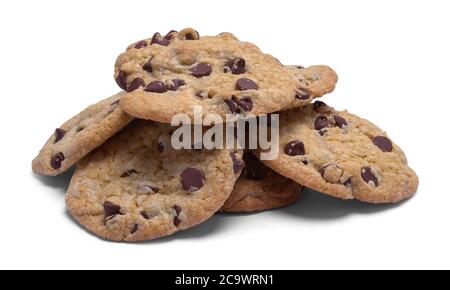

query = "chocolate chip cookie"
[[66, 120, 243, 241], [114, 28, 337, 123], [284, 65, 338, 109], [32, 93, 133, 176], [221, 152, 302, 212], [258, 102, 418, 203]]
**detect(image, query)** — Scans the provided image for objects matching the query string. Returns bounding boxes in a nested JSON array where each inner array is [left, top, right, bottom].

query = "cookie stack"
[[32, 28, 418, 242]]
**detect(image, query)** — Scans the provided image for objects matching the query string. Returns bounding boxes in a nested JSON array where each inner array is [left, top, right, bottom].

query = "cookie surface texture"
[[115, 28, 337, 123], [66, 120, 243, 241], [284, 65, 338, 109], [258, 102, 418, 203], [32, 93, 133, 176]]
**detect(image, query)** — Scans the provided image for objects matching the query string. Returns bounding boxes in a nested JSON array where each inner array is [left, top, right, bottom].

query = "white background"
[[0, 0, 449, 270]]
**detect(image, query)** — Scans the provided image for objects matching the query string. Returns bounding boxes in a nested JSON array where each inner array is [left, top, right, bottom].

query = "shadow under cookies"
[[64, 209, 234, 245], [277, 188, 411, 220], [34, 167, 235, 244], [32, 167, 75, 195], [40, 169, 413, 243], [67, 187, 412, 243]]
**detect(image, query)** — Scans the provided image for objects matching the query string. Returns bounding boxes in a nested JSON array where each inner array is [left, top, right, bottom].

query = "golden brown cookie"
[[257, 102, 418, 203], [32, 93, 133, 176], [66, 120, 244, 241], [114, 28, 337, 123]]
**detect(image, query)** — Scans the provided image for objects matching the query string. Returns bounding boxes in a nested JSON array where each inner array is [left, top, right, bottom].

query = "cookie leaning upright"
[[66, 120, 244, 242], [114, 28, 338, 123], [32, 93, 133, 176], [257, 102, 418, 203]]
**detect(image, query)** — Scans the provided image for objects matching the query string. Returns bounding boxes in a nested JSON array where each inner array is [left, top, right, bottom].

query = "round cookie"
[[258, 102, 418, 203], [66, 120, 244, 242], [221, 152, 302, 212], [114, 28, 337, 123], [32, 93, 133, 176]]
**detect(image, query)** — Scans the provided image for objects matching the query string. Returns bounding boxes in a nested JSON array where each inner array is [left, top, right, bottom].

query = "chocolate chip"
[[224, 58, 246, 74], [121, 169, 139, 178], [143, 58, 153, 73], [131, 224, 138, 234], [173, 205, 182, 226], [151, 32, 170, 46], [361, 167, 379, 186], [333, 115, 347, 129], [343, 178, 353, 187], [180, 168, 205, 192], [164, 30, 177, 40], [314, 101, 333, 114], [50, 152, 65, 169], [104, 201, 121, 219], [295, 88, 311, 100], [230, 152, 245, 174], [225, 96, 253, 114], [127, 77, 145, 92], [179, 29, 199, 40], [172, 216, 181, 227], [243, 152, 267, 180], [314, 116, 329, 130], [236, 78, 259, 91], [284, 140, 305, 156], [141, 211, 149, 219], [185, 30, 199, 40], [174, 205, 182, 216], [225, 98, 239, 113], [115, 70, 127, 90], [234, 96, 253, 112], [167, 79, 186, 91], [157, 141, 165, 152], [372, 136, 393, 152], [54, 128, 66, 143], [134, 40, 147, 49], [189, 63, 212, 78], [318, 130, 327, 136], [145, 81, 167, 93], [313, 100, 327, 110]]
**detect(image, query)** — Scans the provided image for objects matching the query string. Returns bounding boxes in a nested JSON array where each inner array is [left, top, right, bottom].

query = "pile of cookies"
[[32, 28, 418, 242]]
